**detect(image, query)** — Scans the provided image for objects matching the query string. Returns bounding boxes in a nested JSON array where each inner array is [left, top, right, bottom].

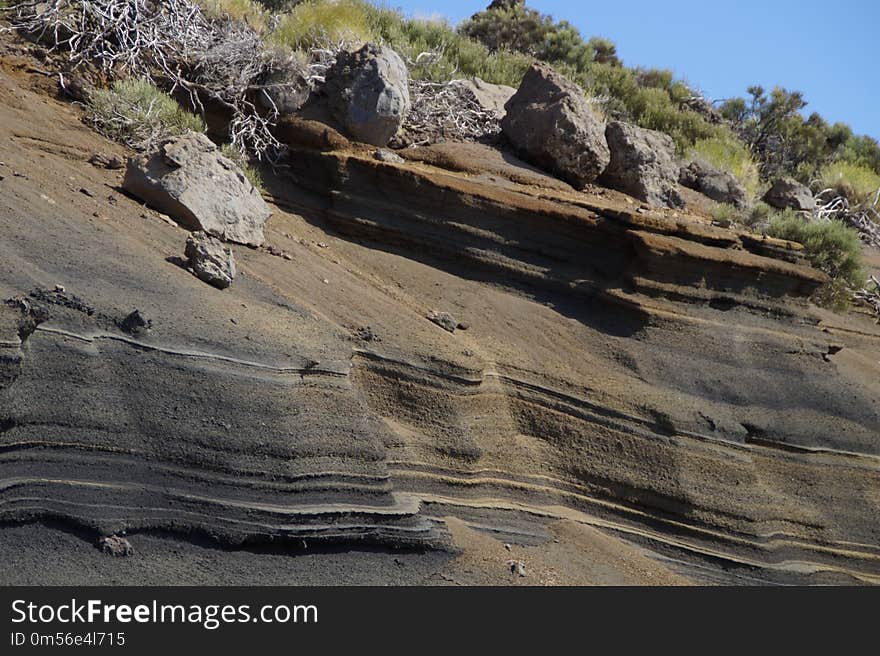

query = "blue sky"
[[393, 0, 879, 141]]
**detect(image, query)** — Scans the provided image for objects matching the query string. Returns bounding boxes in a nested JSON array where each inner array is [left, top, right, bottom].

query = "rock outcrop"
[[680, 159, 749, 208], [501, 63, 610, 189], [323, 44, 411, 146], [763, 176, 816, 211], [185, 231, 236, 289], [601, 121, 684, 208], [122, 132, 271, 247]]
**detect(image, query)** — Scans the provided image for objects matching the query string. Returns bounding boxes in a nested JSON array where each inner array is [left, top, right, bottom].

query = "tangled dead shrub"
[[3, 0, 298, 159]]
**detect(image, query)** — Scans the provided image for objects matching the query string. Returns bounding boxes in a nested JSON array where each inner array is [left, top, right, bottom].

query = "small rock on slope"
[[185, 231, 236, 290]]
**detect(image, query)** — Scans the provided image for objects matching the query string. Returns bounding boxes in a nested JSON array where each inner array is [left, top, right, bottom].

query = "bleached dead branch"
[[403, 78, 501, 146], [813, 187, 880, 249]]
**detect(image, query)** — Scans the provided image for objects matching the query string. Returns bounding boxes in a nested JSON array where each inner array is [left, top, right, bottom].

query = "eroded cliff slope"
[[1, 56, 878, 584]]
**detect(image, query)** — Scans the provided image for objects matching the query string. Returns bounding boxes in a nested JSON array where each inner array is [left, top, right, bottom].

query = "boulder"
[[123, 132, 271, 247], [255, 60, 310, 116], [185, 231, 236, 290], [763, 177, 816, 211], [680, 160, 748, 209], [501, 63, 610, 189], [323, 44, 411, 146], [460, 77, 516, 118], [600, 121, 684, 209]]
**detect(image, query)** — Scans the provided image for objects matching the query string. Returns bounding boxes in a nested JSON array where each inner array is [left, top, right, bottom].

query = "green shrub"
[[269, 0, 375, 50], [741, 201, 773, 229], [710, 203, 739, 227], [199, 0, 270, 32], [766, 213, 866, 308], [86, 79, 205, 149], [689, 129, 762, 200], [818, 161, 880, 206]]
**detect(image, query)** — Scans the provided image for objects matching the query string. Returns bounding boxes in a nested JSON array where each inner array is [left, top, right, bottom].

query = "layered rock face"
[[2, 68, 879, 584]]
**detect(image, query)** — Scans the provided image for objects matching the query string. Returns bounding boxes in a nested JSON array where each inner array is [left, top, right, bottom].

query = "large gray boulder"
[[185, 231, 236, 290], [680, 159, 748, 209], [763, 177, 816, 211], [324, 44, 410, 146], [123, 132, 270, 246], [501, 63, 610, 189], [600, 121, 684, 209], [460, 77, 516, 118]]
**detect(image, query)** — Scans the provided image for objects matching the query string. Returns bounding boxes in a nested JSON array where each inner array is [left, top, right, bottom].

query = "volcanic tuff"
[[0, 54, 878, 585]]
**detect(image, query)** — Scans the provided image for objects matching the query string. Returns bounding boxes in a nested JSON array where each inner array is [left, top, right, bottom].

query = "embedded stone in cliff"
[[324, 44, 411, 146], [680, 159, 748, 209], [763, 177, 816, 211], [122, 132, 271, 247], [501, 63, 610, 189], [185, 231, 236, 290], [460, 77, 516, 118], [601, 121, 685, 209]]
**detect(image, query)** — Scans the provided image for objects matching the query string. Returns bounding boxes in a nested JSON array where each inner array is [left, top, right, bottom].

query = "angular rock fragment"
[[123, 132, 271, 246], [119, 309, 152, 336], [763, 177, 816, 211], [428, 311, 458, 333], [97, 535, 133, 557], [680, 159, 749, 209], [501, 63, 610, 189], [601, 121, 685, 209], [460, 77, 516, 118], [185, 231, 236, 290], [324, 44, 411, 146]]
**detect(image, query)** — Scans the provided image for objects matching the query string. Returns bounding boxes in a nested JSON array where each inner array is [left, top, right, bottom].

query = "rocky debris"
[[4, 296, 49, 342], [428, 311, 459, 333], [374, 149, 405, 164], [89, 152, 126, 170], [460, 77, 516, 118], [600, 121, 685, 209], [185, 231, 236, 290], [679, 160, 749, 209], [265, 244, 293, 260], [763, 177, 817, 211], [97, 535, 133, 557], [323, 44, 411, 146], [355, 326, 381, 342], [506, 559, 527, 577], [79, 187, 95, 198], [28, 287, 95, 316], [118, 309, 152, 336], [123, 132, 271, 247], [501, 64, 610, 189]]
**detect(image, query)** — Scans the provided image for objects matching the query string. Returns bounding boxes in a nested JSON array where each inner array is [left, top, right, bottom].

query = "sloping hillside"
[[1, 40, 878, 585]]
